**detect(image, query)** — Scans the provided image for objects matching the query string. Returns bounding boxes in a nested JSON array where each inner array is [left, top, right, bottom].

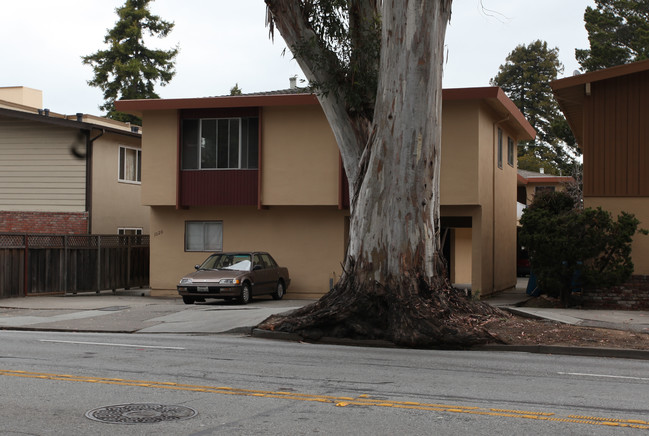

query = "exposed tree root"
[[257, 268, 506, 348]]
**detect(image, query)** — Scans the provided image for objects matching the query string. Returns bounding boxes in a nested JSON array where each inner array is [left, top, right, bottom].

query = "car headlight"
[[219, 278, 240, 285], [179, 278, 193, 285]]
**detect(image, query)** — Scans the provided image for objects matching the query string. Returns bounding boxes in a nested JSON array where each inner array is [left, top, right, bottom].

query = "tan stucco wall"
[[141, 110, 177, 206], [91, 133, 150, 234], [261, 105, 339, 206], [440, 100, 480, 205], [148, 205, 347, 298], [438, 101, 519, 296], [0, 87, 43, 108], [451, 228, 472, 284], [585, 197, 649, 275], [492, 121, 518, 293]]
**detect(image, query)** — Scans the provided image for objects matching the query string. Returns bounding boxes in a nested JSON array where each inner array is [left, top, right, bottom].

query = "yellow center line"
[[2, 369, 648, 429]]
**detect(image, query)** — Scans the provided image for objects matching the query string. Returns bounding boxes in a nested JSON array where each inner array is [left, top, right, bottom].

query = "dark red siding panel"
[[180, 170, 258, 206]]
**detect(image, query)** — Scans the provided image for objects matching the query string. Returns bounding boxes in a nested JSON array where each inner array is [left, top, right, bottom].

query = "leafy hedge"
[[519, 191, 646, 305]]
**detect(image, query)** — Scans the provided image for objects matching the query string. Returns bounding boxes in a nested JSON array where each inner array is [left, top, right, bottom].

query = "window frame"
[[507, 136, 515, 167], [185, 221, 224, 252], [118, 228, 143, 235], [118, 145, 142, 184], [497, 127, 503, 169], [181, 116, 259, 171]]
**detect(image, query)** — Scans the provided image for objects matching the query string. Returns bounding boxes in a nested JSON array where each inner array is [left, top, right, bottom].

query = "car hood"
[[181, 269, 247, 283]]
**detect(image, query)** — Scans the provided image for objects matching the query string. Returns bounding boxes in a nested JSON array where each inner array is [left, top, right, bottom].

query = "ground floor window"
[[185, 221, 223, 251]]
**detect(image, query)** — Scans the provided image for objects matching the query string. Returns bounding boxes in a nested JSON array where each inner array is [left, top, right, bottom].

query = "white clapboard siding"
[[0, 116, 86, 212]]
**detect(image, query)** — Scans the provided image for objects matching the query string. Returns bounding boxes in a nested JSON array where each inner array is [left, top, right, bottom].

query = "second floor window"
[[497, 128, 503, 169], [119, 146, 142, 183], [507, 137, 515, 167], [182, 117, 259, 170]]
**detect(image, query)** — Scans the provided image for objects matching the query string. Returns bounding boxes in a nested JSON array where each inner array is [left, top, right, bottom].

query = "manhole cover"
[[85, 403, 197, 424]]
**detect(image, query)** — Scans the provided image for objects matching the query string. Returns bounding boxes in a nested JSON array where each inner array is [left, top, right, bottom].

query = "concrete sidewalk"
[[484, 278, 649, 334], [0, 283, 647, 339], [0, 289, 314, 334]]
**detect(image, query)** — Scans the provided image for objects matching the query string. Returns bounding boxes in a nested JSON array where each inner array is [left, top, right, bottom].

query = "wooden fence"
[[0, 233, 149, 298]]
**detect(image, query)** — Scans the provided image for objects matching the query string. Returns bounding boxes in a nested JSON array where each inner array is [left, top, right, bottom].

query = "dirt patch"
[[483, 315, 649, 350]]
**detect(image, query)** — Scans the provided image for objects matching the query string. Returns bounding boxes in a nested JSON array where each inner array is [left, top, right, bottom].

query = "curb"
[[473, 344, 649, 360], [251, 329, 649, 360]]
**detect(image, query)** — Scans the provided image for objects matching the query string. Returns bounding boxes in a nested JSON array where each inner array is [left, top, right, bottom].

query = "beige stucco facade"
[[262, 105, 340, 206], [117, 87, 534, 299], [440, 98, 524, 296], [90, 132, 150, 234], [0, 87, 43, 109], [149, 206, 347, 298]]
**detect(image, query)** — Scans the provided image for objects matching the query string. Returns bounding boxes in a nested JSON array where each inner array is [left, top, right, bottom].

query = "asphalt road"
[[1, 330, 648, 435]]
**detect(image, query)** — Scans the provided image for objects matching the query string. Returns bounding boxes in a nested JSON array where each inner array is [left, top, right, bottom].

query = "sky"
[[0, 0, 596, 116]]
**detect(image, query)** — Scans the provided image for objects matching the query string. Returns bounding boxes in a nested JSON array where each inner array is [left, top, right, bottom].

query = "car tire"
[[239, 283, 252, 305], [272, 281, 285, 300], [182, 296, 195, 305]]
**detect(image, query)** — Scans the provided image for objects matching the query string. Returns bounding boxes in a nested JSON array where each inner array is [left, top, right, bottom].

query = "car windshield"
[[200, 254, 251, 271]]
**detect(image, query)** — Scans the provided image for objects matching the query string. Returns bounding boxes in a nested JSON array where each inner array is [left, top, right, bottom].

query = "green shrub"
[[519, 191, 646, 305]]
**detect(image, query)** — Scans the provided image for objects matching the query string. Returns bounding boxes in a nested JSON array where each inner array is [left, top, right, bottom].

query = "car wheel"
[[272, 281, 285, 300], [182, 296, 195, 305], [239, 283, 252, 305]]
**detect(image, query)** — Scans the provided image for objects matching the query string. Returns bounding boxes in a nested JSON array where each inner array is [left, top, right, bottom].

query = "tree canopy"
[[82, 0, 178, 124], [490, 40, 579, 176], [576, 0, 649, 72]]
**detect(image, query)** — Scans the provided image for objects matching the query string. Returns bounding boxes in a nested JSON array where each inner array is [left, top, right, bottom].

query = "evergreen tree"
[[490, 40, 578, 175], [82, 0, 178, 124], [230, 84, 243, 96], [576, 0, 649, 72]]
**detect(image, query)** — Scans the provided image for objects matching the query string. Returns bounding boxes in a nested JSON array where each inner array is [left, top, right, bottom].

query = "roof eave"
[[115, 93, 320, 117]]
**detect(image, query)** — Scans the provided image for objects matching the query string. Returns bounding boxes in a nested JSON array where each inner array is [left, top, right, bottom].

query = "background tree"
[[260, 0, 499, 347], [230, 83, 243, 95], [519, 191, 645, 305], [82, 0, 178, 124], [576, 0, 649, 72], [490, 40, 579, 175]]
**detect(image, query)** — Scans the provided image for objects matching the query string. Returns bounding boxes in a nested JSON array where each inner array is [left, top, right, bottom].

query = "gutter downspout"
[[86, 128, 105, 234]]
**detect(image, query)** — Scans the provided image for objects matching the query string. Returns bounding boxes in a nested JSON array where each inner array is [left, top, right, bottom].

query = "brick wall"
[[0, 211, 89, 234], [580, 275, 649, 310]]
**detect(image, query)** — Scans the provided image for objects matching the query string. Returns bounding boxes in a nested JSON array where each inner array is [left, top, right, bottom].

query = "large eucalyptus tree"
[[259, 0, 498, 347]]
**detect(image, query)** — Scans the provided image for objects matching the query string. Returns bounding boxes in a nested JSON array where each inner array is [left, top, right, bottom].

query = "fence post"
[[23, 234, 28, 297], [96, 235, 101, 293], [126, 235, 132, 290], [63, 235, 68, 293]]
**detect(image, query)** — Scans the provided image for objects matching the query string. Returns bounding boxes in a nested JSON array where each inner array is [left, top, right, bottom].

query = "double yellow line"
[[2, 369, 648, 429]]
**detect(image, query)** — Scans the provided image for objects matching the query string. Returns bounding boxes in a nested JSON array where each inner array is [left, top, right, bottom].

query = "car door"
[[251, 254, 273, 294]]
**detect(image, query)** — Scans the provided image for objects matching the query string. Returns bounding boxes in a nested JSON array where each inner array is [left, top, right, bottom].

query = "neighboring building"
[[116, 85, 534, 299], [551, 59, 649, 275], [0, 86, 148, 235], [516, 169, 575, 222]]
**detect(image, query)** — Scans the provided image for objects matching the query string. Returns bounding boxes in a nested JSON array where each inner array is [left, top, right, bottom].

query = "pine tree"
[[490, 40, 578, 175], [576, 0, 649, 72], [82, 0, 178, 124]]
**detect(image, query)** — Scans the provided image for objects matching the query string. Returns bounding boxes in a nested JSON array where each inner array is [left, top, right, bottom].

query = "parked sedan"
[[177, 252, 290, 305]]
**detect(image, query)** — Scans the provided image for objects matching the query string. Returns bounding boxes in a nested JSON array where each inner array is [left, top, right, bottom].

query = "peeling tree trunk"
[[262, 0, 502, 347]]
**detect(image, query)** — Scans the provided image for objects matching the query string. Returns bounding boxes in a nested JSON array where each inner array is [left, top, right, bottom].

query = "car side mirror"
[[194, 265, 200, 270], [253, 265, 263, 271]]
